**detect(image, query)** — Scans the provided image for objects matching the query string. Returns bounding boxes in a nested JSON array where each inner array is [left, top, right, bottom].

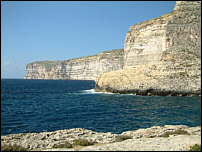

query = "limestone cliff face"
[[24, 49, 124, 80], [95, 1, 201, 96], [124, 11, 174, 68]]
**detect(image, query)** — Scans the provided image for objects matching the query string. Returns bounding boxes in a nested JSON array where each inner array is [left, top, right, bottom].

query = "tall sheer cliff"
[[24, 49, 124, 80], [95, 1, 201, 96]]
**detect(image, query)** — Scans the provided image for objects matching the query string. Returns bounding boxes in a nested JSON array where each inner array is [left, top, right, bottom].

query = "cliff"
[[24, 49, 124, 80], [94, 1, 201, 96]]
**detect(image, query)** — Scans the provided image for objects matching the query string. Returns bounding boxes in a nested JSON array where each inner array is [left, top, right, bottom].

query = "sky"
[[1, 1, 176, 78]]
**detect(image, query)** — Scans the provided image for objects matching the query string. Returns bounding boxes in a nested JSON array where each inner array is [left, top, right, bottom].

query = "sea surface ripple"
[[1, 79, 201, 135]]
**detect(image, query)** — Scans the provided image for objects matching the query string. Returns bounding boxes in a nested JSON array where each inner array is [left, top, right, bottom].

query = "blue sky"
[[1, 1, 176, 78]]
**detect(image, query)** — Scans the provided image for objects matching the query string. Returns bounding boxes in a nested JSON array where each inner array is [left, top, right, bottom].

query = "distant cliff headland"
[[24, 49, 124, 80], [25, 1, 201, 96]]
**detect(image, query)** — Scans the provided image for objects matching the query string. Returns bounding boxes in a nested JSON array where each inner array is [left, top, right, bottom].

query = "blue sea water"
[[1, 79, 201, 135]]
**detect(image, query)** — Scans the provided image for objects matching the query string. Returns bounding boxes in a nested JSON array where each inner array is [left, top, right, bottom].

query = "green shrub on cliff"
[[52, 139, 96, 149], [189, 144, 201, 151], [52, 142, 72, 148], [73, 139, 96, 146], [160, 129, 190, 138]]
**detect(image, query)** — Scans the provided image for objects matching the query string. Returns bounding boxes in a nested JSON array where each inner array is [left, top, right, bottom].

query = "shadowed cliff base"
[[94, 85, 201, 96]]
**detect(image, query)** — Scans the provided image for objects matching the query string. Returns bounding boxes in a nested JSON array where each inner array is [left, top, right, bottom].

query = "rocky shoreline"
[[94, 84, 201, 96], [1, 125, 201, 151]]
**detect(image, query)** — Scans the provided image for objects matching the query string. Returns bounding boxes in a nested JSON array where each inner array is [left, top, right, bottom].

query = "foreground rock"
[[1, 128, 119, 150], [79, 134, 201, 151], [1, 125, 201, 151], [95, 1, 201, 96]]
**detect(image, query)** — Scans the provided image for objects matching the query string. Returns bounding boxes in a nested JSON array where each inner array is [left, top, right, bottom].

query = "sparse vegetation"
[[1, 144, 28, 151], [160, 129, 190, 138], [19, 133, 28, 137], [192, 75, 201, 78], [189, 144, 201, 151], [52, 142, 72, 149], [114, 135, 133, 142], [73, 139, 97, 146], [52, 139, 97, 149]]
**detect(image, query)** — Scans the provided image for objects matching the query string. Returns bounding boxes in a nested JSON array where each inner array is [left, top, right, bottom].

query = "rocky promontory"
[[24, 49, 124, 80], [94, 1, 201, 96]]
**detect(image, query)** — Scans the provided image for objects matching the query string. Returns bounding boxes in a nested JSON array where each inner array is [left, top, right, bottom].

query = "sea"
[[1, 79, 201, 136]]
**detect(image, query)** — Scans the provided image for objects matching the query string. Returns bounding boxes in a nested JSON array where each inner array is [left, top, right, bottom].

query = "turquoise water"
[[1, 79, 201, 135]]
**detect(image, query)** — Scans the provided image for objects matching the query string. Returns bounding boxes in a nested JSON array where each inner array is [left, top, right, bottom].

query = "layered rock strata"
[[1, 125, 201, 151], [95, 1, 201, 96], [24, 49, 124, 80]]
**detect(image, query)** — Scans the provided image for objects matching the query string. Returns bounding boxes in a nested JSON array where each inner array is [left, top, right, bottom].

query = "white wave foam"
[[67, 89, 134, 95], [82, 89, 134, 95], [83, 89, 114, 94]]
